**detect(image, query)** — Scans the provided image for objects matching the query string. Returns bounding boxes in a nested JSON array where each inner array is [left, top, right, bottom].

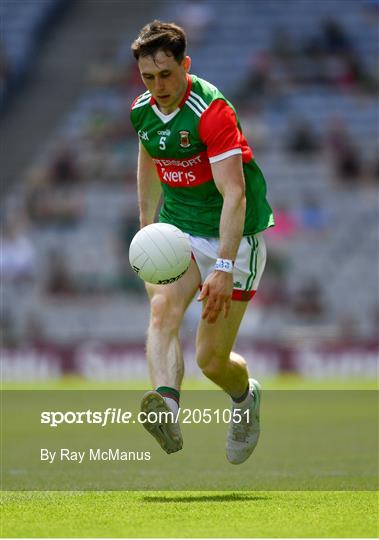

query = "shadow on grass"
[[143, 493, 269, 503]]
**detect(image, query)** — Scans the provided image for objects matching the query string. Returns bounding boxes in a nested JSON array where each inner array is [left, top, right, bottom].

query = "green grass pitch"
[[2, 490, 377, 537], [1, 376, 378, 538]]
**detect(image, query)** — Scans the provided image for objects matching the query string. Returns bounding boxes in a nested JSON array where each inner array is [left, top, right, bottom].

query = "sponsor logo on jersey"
[[157, 129, 171, 136], [179, 130, 191, 148], [160, 168, 196, 184], [153, 155, 202, 168], [153, 151, 213, 188], [138, 129, 149, 141]]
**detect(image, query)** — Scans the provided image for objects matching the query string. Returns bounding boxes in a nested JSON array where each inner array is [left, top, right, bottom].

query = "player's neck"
[[157, 103, 178, 115]]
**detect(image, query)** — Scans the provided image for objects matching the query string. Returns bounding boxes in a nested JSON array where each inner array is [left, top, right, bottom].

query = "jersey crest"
[[179, 130, 191, 148]]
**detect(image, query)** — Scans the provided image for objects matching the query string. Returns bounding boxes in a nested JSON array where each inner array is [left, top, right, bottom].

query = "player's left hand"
[[197, 271, 233, 324]]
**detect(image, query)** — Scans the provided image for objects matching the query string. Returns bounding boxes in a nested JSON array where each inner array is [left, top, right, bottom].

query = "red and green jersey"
[[130, 74, 274, 237]]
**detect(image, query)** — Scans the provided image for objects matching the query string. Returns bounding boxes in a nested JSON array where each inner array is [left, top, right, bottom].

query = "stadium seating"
[[0, 0, 68, 106]]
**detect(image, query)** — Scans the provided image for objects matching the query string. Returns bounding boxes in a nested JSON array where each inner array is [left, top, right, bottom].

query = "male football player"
[[130, 21, 274, 464]]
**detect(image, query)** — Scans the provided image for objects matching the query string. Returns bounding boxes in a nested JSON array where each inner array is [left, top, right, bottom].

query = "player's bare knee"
[[196, 347, 228, 380], [150, 294, 182, 331], [201, 360, 228, 384], [201, 362, 220, 381]]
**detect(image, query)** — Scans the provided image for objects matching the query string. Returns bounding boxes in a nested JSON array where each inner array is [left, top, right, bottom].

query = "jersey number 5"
[[159, 136, 166, 150]]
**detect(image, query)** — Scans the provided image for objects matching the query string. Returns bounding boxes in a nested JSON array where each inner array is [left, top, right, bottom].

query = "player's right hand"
[[197, 271, 233, 324]]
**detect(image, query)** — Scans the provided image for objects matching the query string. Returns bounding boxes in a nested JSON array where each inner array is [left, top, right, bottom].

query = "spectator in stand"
[[300, 18, 378, 93], [269, 28, 298, 98], [264, 202, 299, 244], [370, 155, 379, 184], [115, 208, 143, 292], [45, 249, 76, 296], [337, 313, 360, 341], [325, 116, 363, 187], [48, 143, 81, 187], [0, 41, 10, 101], [297, 193, 330, 235], [292, 279, 325, 321], [174, 0, 215, 46], [320, 18, 353, 55], [271, 27, 296, 64], [334, 144, 362, 185], [84, 108, 113, 145], [238, 50, 273, 105], [24, 160, 83, 227], [24, 312, 46, 344], [264, 203, 298, 288], [0, 215, 36, 283], [239, 104, 270, 153], [340, 51, 378, 94], [88, 44, 123, 88], [286, 117, 320, 155], [0, 309, 18, 347], [257, 266, 290, 309], [357, 152, 379, 188], [124, 62, 145, 93]]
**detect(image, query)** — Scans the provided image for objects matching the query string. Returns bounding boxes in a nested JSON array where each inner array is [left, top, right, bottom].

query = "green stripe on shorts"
[[246, 236, 258, 291]]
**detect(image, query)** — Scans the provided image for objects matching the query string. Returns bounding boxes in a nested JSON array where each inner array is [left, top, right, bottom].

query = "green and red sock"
[[156, 386, 180, 414]]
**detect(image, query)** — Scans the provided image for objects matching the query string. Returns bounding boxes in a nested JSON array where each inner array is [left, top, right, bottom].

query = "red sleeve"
[[198, 99, 246, 162]]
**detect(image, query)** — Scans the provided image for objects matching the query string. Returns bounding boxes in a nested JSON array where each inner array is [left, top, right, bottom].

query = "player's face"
[[138, 50, 190, 114]]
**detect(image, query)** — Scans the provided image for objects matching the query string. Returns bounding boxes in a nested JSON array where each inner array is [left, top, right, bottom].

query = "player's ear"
[[183, 55, 191, 72]]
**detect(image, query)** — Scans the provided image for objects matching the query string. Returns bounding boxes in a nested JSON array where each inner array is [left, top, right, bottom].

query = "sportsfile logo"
[[40, 408, 250, 427], [41, 408, 178, 427]]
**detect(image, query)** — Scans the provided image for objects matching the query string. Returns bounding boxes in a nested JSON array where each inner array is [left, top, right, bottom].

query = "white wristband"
[[214, 258, 234, 273]]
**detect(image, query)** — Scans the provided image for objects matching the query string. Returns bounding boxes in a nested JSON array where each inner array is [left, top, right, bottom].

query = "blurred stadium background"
[[1, 0, 378, 382]]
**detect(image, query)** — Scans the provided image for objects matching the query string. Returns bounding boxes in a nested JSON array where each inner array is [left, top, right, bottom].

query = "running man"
[[130, 21, 274, 464]]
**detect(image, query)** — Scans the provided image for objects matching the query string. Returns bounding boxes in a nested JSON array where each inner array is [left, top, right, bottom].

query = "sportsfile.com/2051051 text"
[[40, 407, 250, 427]]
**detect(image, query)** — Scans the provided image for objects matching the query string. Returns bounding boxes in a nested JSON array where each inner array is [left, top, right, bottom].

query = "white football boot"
[[140, 390, 183, 454], [226, 378, 261, 464]]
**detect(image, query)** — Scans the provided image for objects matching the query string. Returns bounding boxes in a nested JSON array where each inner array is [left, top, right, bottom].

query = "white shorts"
[[189, 233, 267, 301]]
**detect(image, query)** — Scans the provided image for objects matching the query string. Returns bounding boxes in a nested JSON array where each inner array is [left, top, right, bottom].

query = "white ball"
[[129, 223, 191, 284]]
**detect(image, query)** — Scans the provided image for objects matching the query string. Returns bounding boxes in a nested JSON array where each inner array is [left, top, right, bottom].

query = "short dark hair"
[[131, 20, 187, 63]]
